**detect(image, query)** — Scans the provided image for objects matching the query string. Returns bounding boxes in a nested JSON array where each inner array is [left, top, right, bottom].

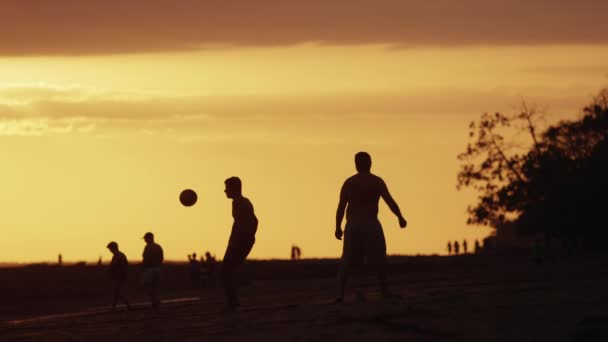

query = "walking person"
[[141, 232, 164, 310], [106, 241, 131, 311]]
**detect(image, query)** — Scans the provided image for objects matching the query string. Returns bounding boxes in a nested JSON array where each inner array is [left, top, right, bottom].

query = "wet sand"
[[1, 255, 607, 341]]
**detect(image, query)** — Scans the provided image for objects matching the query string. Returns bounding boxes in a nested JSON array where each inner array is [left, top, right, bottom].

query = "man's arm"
[[335, 182, 348, 240], [380, 181, 407, 228]]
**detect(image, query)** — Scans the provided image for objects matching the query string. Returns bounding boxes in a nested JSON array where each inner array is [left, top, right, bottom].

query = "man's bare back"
[[342, 173, 387, 224]]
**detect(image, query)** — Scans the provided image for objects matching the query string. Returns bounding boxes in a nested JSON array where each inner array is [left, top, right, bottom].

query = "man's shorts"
[[341, 220, 386, 269], [223, 237, 255, 272], [141, 267, 161, 286]]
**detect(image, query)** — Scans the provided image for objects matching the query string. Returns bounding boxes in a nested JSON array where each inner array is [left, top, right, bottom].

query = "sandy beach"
[[1, 254, 606, 341]]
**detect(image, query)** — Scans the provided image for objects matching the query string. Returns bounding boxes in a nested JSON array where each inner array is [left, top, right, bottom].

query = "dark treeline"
[[458, 88, 608, 250]]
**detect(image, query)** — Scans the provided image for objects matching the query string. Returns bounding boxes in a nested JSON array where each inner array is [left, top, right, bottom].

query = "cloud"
[[0, 83, 597, 136], [1, 0, 608, 56], [0, 118, 95, 136]]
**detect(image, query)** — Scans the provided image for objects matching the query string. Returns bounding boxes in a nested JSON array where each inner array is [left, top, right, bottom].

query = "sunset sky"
[[1, 0, 607, 263]]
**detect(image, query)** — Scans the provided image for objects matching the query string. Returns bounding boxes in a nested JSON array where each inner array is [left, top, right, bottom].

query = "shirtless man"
[[222, 176, 258, 310], [335, 152, 407, 302]]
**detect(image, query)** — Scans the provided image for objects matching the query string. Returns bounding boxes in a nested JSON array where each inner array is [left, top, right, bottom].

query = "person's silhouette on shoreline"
[[221, 177, 258, 310], [447, 241, 452, 255], [454, 240, 460, 255], [203, 251, 217, 286], [188, 253, 201, 286], [463, 239, 468, 254], [291, 245, 302, 260], [106, 241, 130, 311], [474, 239, 481, 254], [141, 232, 163, 310], [335, 152, 407, 302]]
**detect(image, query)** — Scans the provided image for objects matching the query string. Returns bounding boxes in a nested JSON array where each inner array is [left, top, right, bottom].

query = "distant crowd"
[[446, 239, 482, 255]]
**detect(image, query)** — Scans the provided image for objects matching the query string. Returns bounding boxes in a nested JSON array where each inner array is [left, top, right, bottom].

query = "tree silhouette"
[[458, 89, 608, 248]]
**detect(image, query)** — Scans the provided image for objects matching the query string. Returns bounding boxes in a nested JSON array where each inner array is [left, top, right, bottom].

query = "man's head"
[[107, 241, 119, 253], [224, 176, 242, 199], [355, 152, 372, 173], [143, 232, 154, 244]]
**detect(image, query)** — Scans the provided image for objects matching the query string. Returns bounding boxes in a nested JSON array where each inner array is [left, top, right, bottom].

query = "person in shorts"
[[335, 152, 407, 302]]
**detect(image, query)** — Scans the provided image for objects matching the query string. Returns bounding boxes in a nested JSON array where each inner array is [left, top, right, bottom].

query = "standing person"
[[463, 239, 468, 254], [335, 152, 407, 302], [106, 241, 130, 311], [447, 241, 452, 255], [188, 253, 201, 286], [203, 251, 217, 286], [222, 176, 258, 310], [454, 240, 460, 255], [141, 232, 164, 310]]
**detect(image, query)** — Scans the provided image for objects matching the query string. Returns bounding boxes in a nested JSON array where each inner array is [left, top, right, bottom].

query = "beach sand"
[[1, 255, 607, 341]]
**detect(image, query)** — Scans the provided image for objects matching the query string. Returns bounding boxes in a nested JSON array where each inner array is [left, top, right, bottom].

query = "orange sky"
[[1, 2, 607, 263]]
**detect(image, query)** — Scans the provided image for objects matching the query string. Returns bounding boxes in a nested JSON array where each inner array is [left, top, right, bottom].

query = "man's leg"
[[337, 224, 362, 302], [117, 281, 131, 309], [337, 262, 349, 302], [221, 239, 253, 309], [151, 277, 160, 309], [112, 281, 119, 311], [369, 224, 392, 297], [221, 265, 239, 308]]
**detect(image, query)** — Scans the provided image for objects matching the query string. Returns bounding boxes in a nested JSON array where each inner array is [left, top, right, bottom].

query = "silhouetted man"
[[203, 251, 217, 286], [463, 239, 468, 254], [335, 152, 407, 302], [188, 253, 201, 286], [141, 232, 164, 310], [291, 245, 297, 260], [222, 176, 258, 310], [106, 241, 130, 311], [454, 240, 460, 255], [447, 241, 452, 255], [474, 239, 481, 254]]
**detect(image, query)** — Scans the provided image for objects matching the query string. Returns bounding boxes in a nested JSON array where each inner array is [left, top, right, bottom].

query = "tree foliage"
[[458, 89, 608, 245]]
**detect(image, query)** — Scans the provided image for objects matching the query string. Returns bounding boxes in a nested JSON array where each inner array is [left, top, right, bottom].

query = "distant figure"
[[291, 245, 302, 260], [447, 241, 452, 255], [335, 152, 407, 302], [222, 176, 258, 310], [58, 254, 63, 266], [203, 251, 217, 286], [106, 241, 130, 311], [463, 240, 468, 254], [474, 240, 481, 254], [97, 256, 102, 266], [454, 240, 460, 255], [141, 232, 164, 310], [188, 253, 201, 286]]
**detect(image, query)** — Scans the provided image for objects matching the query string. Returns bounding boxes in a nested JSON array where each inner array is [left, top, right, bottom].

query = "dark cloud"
[[1, 0, 607, 56]]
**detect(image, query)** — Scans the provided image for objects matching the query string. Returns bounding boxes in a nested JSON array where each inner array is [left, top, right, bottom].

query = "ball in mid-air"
[[179, 189, 198, 207]]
